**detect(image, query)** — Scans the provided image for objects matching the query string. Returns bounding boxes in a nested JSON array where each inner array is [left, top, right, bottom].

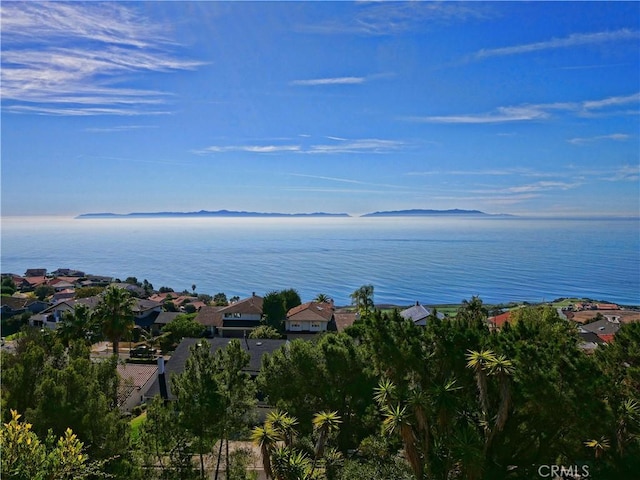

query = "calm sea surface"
[[1, 216, 638, 306]]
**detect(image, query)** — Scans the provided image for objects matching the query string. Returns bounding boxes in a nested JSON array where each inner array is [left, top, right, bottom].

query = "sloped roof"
[[219, 294, 263, 315], [581, 318, 621, 336], [132, 298, 162, 312], [287, 302, 334, 322], [1, 296, 28, 310], [116, 363, 158, 407], [195, 305, 224, 327], [578, 331, 606, 345], [25, 269, 47, 276], [145, 337, 286, 400], [154, 312, 181, 325], [334, 312, 357, 332], [596, 303, 619, 310], [488, 311, 512, 329], [400, 303, 444, 323]]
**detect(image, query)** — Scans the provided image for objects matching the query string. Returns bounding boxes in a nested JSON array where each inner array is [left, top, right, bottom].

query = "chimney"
[[416, 301, 420, 306], [157, 356, 168, 402], [252, 291, 256, 297]]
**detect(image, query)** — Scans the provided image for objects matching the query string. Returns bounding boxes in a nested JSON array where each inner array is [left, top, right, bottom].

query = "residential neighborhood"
[[2, 267, 639, 479]]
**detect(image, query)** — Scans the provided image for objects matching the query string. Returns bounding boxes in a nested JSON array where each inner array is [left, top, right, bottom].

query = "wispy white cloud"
[[406, 168, 554, 178], [430, 193, 541, 206], [582, 92, 640, 110], [1, 2, 203, 116], [194, 137, 405, 155], [504, 181, 582, 194], [194, 145, 301, 154], [559, 62, 631, 71], [299, 2, 491, 36], [306, 138, 403, 154], [1, 2, 168, 48], [4, 105, 172, 117], [289, 173, 369, 185], [406, 93, 640, 124], [289, 173, 410, 190], [568, 133, 631, 145], [475, 29, 640, 59], [407, 105, 550, 124], [290, 76, 365, 86], [604, 165, 640, 182]]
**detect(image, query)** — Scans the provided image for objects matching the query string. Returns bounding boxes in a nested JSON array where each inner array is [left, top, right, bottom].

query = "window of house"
[[311, 322, 321, 328]]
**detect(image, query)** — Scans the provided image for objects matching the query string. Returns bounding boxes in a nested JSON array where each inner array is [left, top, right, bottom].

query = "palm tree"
[[57, 303, 99, 347], [310, 411, 341, 476], [267, 409, 298, 447], [616, 398, 639, 457], [251, 424, 281, 479], [458, 296, 488, 325], [271, 445, 312, 480], [466, 349, 497, 419], [350, 284, 374, 317], [452, 423, 484, 480], [312, 411, 341, 460], [373, 378, 397, 408], [585, 436, 610, 460], [488, 354, 514, 433], [408, 386, 431, 462], [314, 293, 332, 304], [381, 404, 422, 479], [94, 285, 135, 355], [431, 377, 461, 434]]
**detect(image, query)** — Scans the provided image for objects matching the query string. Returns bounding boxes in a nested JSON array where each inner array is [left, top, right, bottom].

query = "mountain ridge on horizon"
[[76, 208, 512, 219]]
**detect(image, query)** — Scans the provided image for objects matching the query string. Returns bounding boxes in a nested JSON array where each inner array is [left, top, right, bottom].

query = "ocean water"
[[1, 216, 638, 306]]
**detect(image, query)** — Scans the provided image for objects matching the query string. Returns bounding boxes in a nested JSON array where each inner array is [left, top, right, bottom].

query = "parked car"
[[130, 344, 156, 358]]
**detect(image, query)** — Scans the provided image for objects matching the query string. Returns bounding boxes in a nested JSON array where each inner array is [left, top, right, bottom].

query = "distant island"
[[76, 208, 515, 219], [361, 209, 512, 217], [76, 210, 351, 219]]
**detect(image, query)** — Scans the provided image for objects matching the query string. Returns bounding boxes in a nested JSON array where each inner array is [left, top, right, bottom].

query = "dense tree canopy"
[[1, 331, 132, 475], [2, 294, 638, 480], [263, 289, 302, 332]]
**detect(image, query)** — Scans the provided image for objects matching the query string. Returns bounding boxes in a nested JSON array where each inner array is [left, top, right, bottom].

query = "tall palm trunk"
[[401, 423, 423, 480]]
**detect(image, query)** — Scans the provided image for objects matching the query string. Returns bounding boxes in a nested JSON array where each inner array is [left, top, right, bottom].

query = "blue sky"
[[1, 1, 639, 217]]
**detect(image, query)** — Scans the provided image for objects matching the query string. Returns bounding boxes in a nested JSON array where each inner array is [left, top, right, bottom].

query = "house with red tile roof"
[[23, 276, 48, 290], [596, 303, 619, 310], [285, 301, 335, 333], [488, 311, 512, 330], [578, 317, 621, 343]]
